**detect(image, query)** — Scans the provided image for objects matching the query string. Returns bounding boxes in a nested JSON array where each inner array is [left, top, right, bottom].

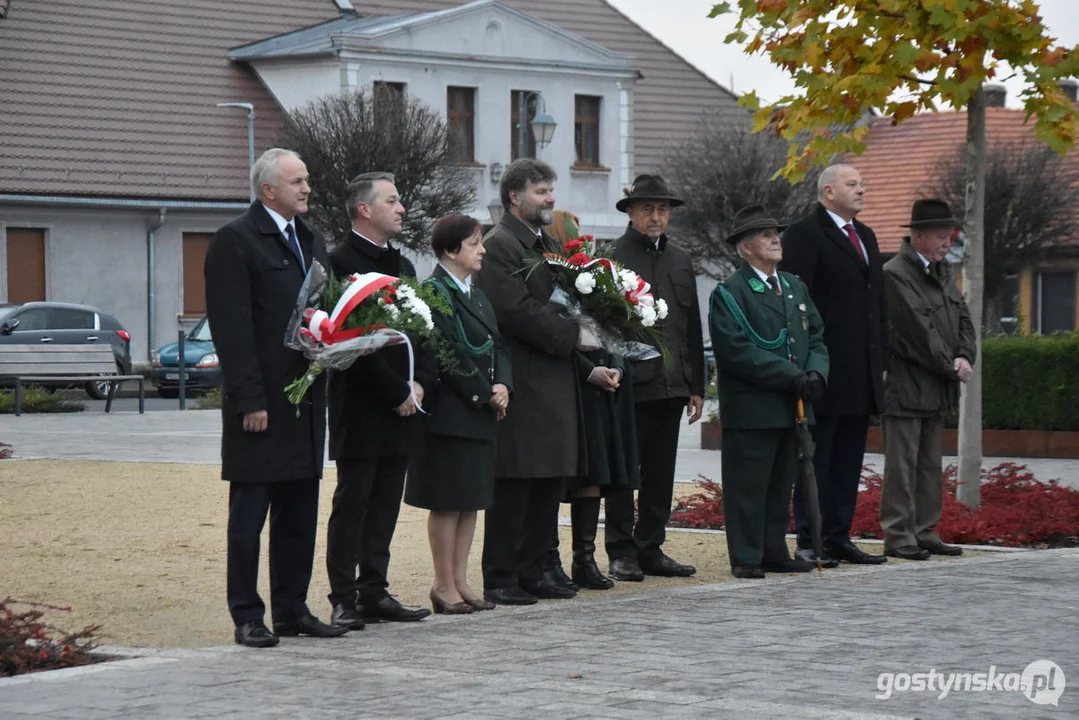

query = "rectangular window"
[[510, 90, 537, 160], [574, 95, 601, 167], [1037, 270, 1076, 333], [447, 86, 476, 163], [5, 227, 46, 303], [182, 232, 213, 317], [998, 273, 1019, 335]]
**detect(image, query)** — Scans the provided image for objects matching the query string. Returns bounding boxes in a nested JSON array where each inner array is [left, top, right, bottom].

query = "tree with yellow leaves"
[[712, 0, 1079, 506]]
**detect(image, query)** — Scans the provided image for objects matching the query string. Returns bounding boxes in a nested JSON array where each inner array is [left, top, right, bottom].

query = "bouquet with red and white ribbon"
[[537, 220, 668, 361], [283, 261, 450, 407]]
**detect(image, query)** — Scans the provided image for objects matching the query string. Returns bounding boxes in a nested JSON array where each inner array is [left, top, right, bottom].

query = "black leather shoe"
[[731, 566, 765, 579], [273, 614, 348, 638], [572, 557, 615, 590], [234, 621, 279, 648], [330, 604, 366, 631], [885, 545, 931, 561], [608, 557, 644, 582], [483, 587, 538, 606], [639, 553, 696, 577], [544, 566, 579, 592], [827, 542, 888, 565], [795, 547, 839, 569], [921, 541, 963, 556], [360, 595, 431, 622], [762, 558, 815, 573], [520, 578, 577, 599]]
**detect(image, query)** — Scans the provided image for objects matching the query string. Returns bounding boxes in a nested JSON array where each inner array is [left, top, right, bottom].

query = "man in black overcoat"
[[205, 148, 346, 647], [324, 172, 432, 628], [779, 163, 888, 566]]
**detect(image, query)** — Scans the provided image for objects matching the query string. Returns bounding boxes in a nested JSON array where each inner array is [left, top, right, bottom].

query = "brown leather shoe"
[[884, 545, 931, 561], [921, 542, 964, 556], [430, 590, 474, 615]]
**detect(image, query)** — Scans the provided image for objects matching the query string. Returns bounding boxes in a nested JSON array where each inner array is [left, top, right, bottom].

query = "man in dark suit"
[[475, 158, 600, 605], [779, 163, 888, 567], [708, 205, 829, 578], [324, 172, 431, 628], [205, 148, 347, 647], [604, 175, 704, 581]]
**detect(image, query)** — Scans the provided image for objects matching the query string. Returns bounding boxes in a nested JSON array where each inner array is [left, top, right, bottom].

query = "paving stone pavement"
[[0, 549, 1076, 719], [4, 411, 1078, 489]]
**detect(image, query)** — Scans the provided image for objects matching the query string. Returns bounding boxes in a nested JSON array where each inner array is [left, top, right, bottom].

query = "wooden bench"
[[0, 344, 145, 415]]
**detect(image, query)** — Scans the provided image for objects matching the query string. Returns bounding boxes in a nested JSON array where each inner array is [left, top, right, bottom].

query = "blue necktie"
[[284, 223, 305, 270]]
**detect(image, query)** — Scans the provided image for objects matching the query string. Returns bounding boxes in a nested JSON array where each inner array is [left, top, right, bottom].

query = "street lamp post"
[[517, 91, 556, 160], [216, 102, 255, 201]]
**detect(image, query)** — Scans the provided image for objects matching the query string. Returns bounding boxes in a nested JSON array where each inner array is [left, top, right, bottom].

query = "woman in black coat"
[[405, 214, 513, 614]]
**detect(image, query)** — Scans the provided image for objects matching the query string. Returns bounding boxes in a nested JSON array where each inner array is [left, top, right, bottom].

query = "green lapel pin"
[[748, 277, 767, 293]]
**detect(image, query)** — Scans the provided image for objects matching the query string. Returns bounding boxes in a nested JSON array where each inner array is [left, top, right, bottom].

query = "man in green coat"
[[708, 206, 829, 578], [881, 199, 976, 560]]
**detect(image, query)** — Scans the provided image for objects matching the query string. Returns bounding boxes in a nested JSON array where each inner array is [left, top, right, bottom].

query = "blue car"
[[150, 316, 221, 398]]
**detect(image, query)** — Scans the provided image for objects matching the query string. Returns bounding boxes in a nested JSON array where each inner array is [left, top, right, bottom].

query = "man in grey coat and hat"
[[881, 199, 975, 560]]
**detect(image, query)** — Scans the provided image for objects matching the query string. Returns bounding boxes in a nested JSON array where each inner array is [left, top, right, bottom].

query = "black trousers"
[[226, 478, 319, 627], [604, 397, 685, 561], [482, 477, 563, 589], [325, 456, 408, 607], [721, 427, 797, 568], [792, 414, 870, 551]]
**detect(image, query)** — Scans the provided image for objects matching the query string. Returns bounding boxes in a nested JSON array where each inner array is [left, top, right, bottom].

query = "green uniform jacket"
[[422, 265, 514, 442], [882, 239, 977, 418], [708, 265, 829, 429]]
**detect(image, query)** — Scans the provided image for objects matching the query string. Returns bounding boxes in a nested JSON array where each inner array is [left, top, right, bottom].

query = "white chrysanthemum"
[[396, 285, 434, 330], [384, 303, 401, 318], [656, 298, 669, 320], [574, 272, 597, 295], [639, 304, 657, 327]]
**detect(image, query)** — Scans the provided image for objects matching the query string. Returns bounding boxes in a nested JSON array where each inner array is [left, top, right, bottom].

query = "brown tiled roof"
[[0, 0, 340, 200], [848, 108, 1045, 253], [0, 0, 739, 201]]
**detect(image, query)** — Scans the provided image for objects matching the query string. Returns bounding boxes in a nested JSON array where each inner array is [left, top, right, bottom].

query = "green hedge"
[[982, 332, 1079, 431]]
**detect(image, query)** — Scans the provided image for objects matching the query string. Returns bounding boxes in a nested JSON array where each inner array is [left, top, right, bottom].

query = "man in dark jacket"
[[779, 163, 888, 567], [324, 172, 431, 628], [881, 199, 976, 560], [205, 148, 346, 647], [475, 158, 599, 605], [708, 205, 829, 578], [604, 174, 705, 581]]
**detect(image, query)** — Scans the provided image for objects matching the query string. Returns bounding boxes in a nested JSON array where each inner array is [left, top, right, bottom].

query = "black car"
[[0, 301, 133, 399]]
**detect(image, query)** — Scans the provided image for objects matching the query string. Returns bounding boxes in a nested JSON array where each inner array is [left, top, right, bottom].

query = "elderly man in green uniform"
[[708, 206, 829, 579]]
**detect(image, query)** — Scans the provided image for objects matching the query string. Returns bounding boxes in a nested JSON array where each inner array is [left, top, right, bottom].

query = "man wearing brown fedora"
[[603, 174, 704, 581], [709, 205, 829, 578], [880, 198, 975, 560]]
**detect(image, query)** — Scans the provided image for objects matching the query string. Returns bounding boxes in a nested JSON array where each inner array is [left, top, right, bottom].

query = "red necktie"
[[843, 223, 864, 262]]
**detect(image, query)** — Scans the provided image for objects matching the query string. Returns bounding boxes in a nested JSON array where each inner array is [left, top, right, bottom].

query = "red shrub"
[[0, 442, 11, 459], [673, 463, 1079, 548], [0, 598, 101, 677]]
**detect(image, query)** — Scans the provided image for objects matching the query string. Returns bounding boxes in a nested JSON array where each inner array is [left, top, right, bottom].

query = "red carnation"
[[568, 252, 590, 266], [578, 234, 595, 243], [563, 239, 584, 253]]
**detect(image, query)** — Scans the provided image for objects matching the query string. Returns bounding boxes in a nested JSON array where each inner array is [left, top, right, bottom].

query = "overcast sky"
[[608, 0, 1079, 108]]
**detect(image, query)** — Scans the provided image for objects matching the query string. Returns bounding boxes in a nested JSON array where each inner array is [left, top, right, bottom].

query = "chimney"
[[1060, 79, 1078, 103], [983, 84, 1006, 107]]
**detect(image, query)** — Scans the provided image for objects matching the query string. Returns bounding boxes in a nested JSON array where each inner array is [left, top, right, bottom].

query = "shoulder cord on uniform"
[[423, 278, 495, 357], [717, 285, 790, 352]]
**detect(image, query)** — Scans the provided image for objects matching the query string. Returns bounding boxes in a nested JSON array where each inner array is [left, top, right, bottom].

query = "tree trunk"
[[957, 88, 986, 507]]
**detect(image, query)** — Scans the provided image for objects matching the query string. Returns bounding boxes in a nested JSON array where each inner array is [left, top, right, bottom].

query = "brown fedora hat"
[[616, 174, 685, 213], [726, 204, 787, 245], [901, 198, 963, 228]]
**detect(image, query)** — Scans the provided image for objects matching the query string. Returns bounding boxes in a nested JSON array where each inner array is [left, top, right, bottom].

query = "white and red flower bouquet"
[[283, 261, 450, 407], [538, 219, 668, 360]]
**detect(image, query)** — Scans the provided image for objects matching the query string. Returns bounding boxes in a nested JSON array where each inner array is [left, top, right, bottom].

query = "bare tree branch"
[[660, 118, 823, 278], [276, 87, 476, 252]]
